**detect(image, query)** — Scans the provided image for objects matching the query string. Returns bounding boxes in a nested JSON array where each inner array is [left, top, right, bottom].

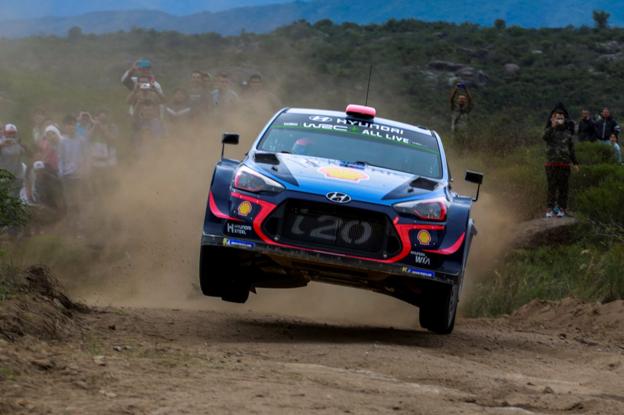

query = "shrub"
[[575, 142, 616, 165]]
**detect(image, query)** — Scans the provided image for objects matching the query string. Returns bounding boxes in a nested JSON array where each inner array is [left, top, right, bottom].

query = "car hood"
[[252, 153, 440, 204]]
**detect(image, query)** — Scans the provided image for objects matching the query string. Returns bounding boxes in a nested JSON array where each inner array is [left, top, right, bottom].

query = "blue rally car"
[[201, 104, 483, 334]]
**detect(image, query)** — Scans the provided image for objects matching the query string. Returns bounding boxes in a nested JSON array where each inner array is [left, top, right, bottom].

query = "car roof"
[[285, 107, 435, 137]]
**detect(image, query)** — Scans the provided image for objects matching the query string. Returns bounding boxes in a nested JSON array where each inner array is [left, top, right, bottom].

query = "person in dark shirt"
[[543, 109, 579, 218], [594, 107, 621, 141], [577, 109, 596, 142]]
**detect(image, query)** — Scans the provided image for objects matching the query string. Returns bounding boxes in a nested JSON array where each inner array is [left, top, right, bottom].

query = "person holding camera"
[[121, 58, 163, 95], [450, 82, 473, 133], [544, 109, 579, 218]]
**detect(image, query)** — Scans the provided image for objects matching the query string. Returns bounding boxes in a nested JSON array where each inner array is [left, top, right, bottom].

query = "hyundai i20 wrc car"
[[200, 104, 483, 334]]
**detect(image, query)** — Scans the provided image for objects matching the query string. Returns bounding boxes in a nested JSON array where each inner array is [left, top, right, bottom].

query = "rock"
[[113, 345, 123, 352], [595, 40, 622, 54], [455, 67, 489, 87], [598, 52, 624, 63], [543, 386, 554, 394], [99, 389, 117, 398], [504, 63, 520, 75], [93, 355, 107, 366], [31, 358, 54, 370], [531, 49, 543, 55], [108, 324, 116, 331]]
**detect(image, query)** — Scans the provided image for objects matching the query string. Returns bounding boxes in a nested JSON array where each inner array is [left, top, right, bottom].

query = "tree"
[[67, 26, 83, 40], [593, 10, 610, 29], [494, 19, 506, 30]]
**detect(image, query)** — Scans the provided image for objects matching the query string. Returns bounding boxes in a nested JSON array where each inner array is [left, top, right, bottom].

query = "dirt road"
[[2, 293, 624, 415]]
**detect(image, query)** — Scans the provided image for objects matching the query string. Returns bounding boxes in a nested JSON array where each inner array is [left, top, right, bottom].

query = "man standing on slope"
[[544, 109, 579, 218]]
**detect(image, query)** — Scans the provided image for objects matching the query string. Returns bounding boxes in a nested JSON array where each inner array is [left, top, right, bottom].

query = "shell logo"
[[417, 230, 432, 246], [319, 166, 370, 183], [237, 201, 253, 217]]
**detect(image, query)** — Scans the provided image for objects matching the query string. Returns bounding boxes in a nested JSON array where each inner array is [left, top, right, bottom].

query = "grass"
[[464, 239, 624, 317]]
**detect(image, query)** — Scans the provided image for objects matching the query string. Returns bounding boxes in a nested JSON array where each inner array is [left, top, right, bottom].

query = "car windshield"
[[257, 113, 443, 178]]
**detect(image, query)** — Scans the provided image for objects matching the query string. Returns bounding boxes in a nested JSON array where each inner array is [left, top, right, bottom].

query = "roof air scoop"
[[346, 104, 376, 119]]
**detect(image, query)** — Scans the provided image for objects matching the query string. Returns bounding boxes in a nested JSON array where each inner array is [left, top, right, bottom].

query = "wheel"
[[419, 283, 459, 335], [199, 245, 251, 303], [199, 245, 222, 296]]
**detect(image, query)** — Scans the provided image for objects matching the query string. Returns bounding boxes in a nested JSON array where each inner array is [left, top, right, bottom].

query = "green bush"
[[464, 241, 624, 316], [576, 176, 624, 225], [575, 142, 616, 165]]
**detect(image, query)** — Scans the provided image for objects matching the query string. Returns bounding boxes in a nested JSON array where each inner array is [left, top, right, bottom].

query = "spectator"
[[128, 82, 165, 147], [545, 102, 575, 135], [89, 110, 119, 195], [544, 109, 579, 218], [594, 107, 621, 142], [0, 124, 27, 199], [609, 132, 622, 164], [165, 88, 193, 125], [576, 109, 596, 142], [121, 58, 163, 95], [58, 115, 88, 231], [35, 125, 61, 172], [76, 111, 95, 140], [189, 70, 211, 117], [450, 83, 473, 133], [242, 74, 281, 111], [31, 107, 48, 144], [21, 160, 66, 230], [211, 72, 239, 109]]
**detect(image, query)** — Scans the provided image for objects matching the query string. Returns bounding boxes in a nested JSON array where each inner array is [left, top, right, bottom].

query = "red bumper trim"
[[424, 232, 465, 255]]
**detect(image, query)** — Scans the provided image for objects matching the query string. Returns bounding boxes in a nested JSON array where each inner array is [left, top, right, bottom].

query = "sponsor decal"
[[319, 166, 369, 183], [284, 122, 299, 127], [402, 267, 436, 279], [416, 230, 432, 246], [412, 252, 431, 266], [237, 201, 253, 217], [309, 115, 333, 122], [222, 238, 255, 250], [226, 222, 253, 237]]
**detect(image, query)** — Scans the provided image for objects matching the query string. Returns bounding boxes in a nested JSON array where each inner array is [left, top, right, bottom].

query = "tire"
[[419, 283, 459, 335], [199, 245, 251, 303]]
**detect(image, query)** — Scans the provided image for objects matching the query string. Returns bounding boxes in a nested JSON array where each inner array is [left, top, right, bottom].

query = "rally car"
[[200, 104, 483, 334]]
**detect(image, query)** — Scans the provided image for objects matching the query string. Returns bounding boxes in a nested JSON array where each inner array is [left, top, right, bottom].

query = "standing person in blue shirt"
[[58, 115, 89, 233]]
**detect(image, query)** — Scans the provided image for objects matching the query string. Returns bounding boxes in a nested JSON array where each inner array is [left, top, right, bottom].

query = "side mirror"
[[221, 132, 240, 159], [465, 170, 484, 202]]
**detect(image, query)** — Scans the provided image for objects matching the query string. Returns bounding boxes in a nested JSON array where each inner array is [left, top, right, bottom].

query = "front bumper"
[[201, 233, 458, 285]]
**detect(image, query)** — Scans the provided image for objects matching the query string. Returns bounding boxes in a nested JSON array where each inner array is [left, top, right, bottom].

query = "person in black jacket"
[[577, 109, 596, 142], [545, 102, 575, 135], [544, 109, 579, 218], [594, 107, 621, 141]]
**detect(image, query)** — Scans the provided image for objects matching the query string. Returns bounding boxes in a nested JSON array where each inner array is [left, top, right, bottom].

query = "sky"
[[0, 0, 292, 19]]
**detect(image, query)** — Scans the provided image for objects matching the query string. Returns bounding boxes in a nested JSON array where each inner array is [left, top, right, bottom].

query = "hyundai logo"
[[309, 115, 333, 122], [326, 192, 352, 204]]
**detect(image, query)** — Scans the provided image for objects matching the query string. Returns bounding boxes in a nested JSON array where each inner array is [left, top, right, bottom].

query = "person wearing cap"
[[0, 123, 27, 199], [35, 125, 61, 172], [121, 58, 163, 95]]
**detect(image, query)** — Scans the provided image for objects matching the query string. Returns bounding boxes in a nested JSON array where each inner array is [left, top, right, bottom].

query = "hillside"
[[0, 0, 622, 37]]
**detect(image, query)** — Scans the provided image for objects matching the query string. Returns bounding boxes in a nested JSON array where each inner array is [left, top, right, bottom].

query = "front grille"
[[263, 199, 401, 259]]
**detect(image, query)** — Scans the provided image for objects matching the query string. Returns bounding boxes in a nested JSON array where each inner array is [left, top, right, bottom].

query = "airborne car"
[[200, 105, 482, 334]]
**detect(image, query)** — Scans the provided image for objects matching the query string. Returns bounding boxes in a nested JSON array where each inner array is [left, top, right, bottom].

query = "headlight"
[[233, 165, 284, 194], [393, 198, 447, 221]]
